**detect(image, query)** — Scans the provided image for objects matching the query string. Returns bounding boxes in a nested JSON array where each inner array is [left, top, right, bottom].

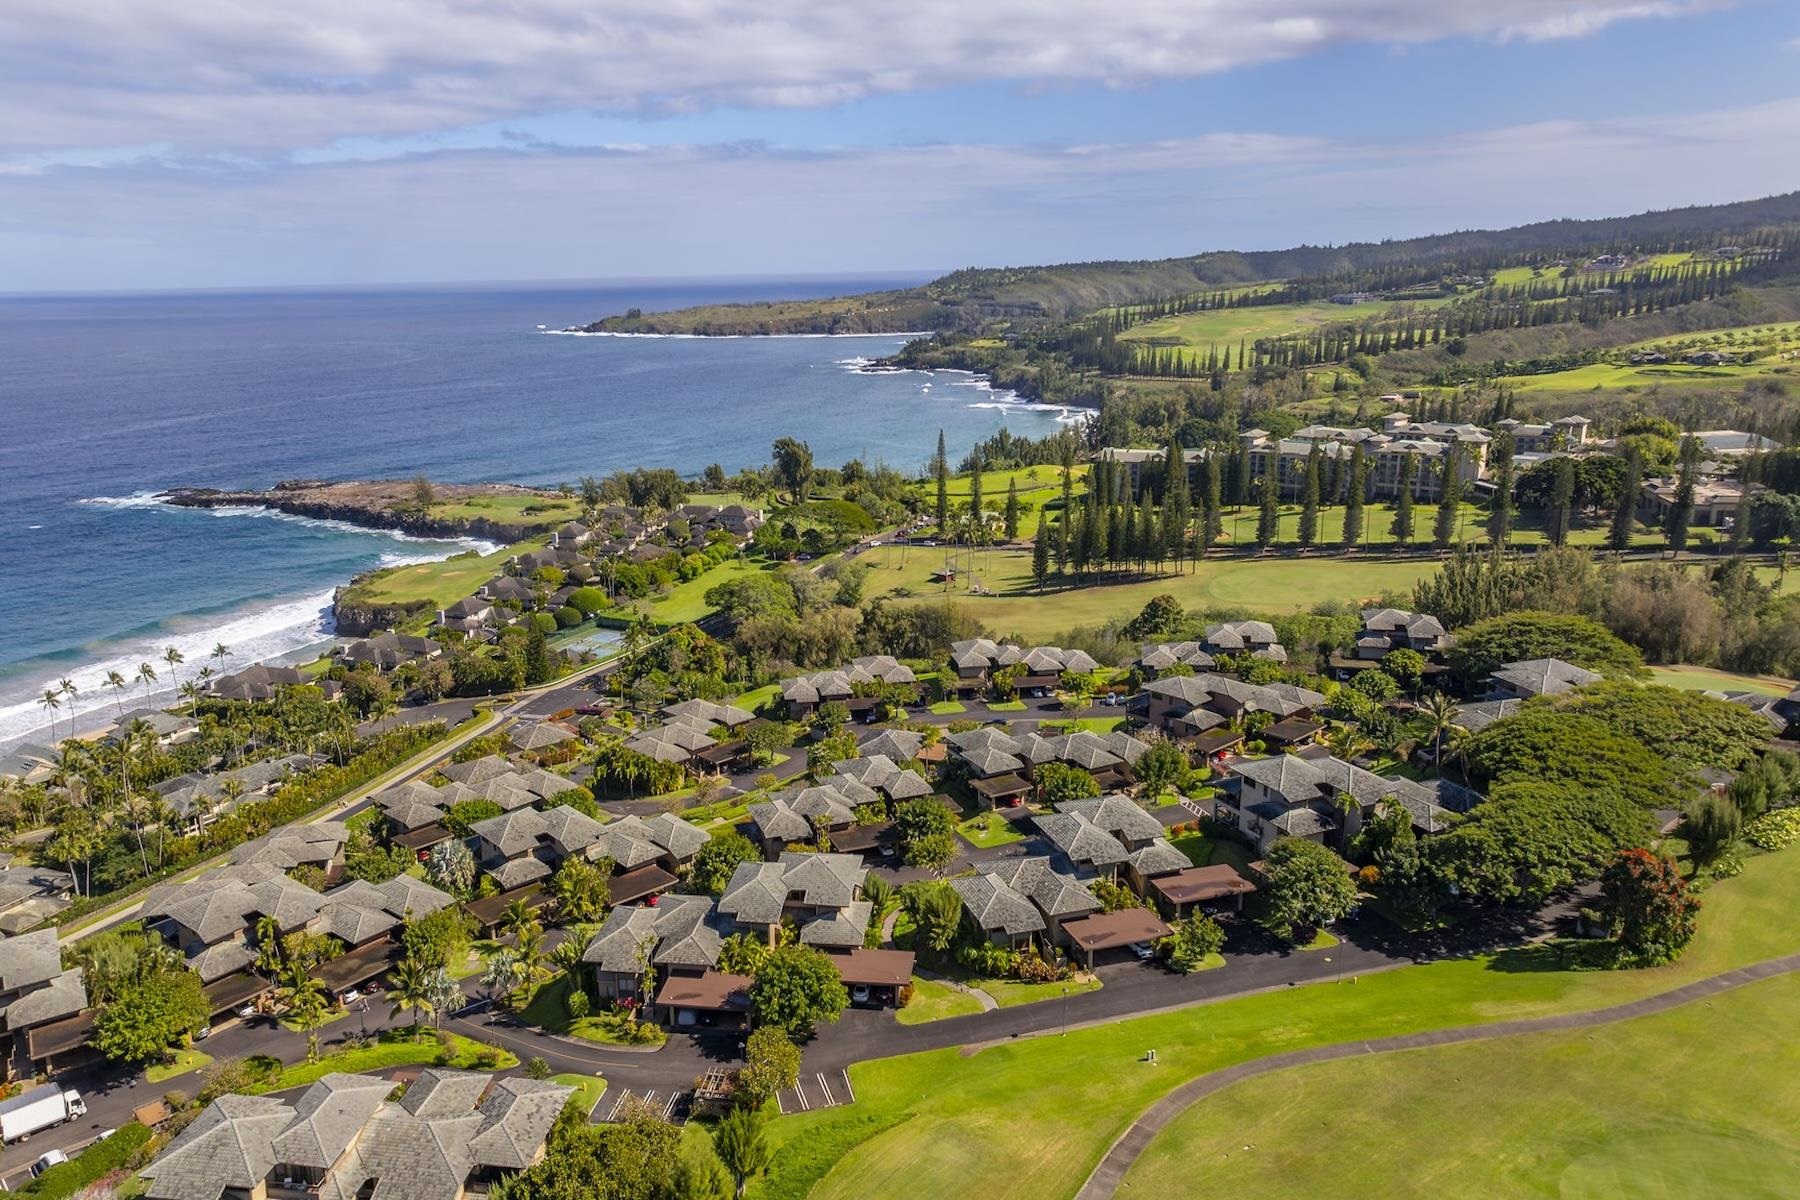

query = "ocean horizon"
[[0, 276, 1076, 749]]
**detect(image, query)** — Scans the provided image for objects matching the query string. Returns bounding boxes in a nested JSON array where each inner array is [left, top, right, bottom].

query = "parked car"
[[850, 985, 873, 1006], [1128, 942, 1155, 961], [237, 1004, 258, 1019], [194, 1024, 212, 1040], [341, 989, 363, 1005], [30, 1150, 68, 1178]]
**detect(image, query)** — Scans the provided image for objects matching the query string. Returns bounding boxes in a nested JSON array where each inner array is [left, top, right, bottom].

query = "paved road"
[[1073, 949, 1800, 1199]]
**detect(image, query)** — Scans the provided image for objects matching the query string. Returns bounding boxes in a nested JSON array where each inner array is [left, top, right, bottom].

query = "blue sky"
[[2, 0, 1797, 291]]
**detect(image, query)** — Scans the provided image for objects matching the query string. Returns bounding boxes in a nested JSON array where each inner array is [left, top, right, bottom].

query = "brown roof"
[[655, 970, 751, 1012], [392, 824, 452, 851], [826, 947, 914, 986], [1059, 908, 1172, 952], [1182, 730, 1245, 754], [25, 1010, 95, 1061], [1151, 865, 1257, 905], [969, 772, 1031, 798], [316, 940, 397, 991], [1264, 717, 1325, 743], [203, 972, 273, 1015], [828, 821, 895, 853], [607, 863, 677, 906], [467, 883, 550, 928]]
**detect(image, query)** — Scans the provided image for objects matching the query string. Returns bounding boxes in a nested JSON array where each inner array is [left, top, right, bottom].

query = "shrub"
[[955, 942, 1016, 977], [554, 605, 584, 629], [1746, 808, 1800, 851], [1012, 949, 1062, 983], [1158, 912, 1227, 973], [564, 987, 590, 1020], [23, 1122, 152, 1199], [526, 1056, 553, 1080]]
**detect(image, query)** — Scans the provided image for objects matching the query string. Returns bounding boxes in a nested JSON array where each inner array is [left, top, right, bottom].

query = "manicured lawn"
[[427, 493, 583, 528], [351, 540, 542, 608], [1648, 664, 1795, 698], [957, 811, 1026, 849], [1123, 972, 1800, 1199], [550, 1072, 609, 1117], [866, 548, 1436, 640], [733, 683, 783, 715], [895, 978, 986, 1025], [650, 557, 776, 624], [1299, 929, 1339, 951], [1119, 298, 1453, 350], [520, 973, 667, 1047], [758, 845, 1800, 1200], [976, 974, 1103, 1009], [254, 1029, 516, 1093], [985, 700, 1027, 712], [928, 700, 967, 715], [145, 1048, 212, 1084], [1048, 716, 1125, 734]]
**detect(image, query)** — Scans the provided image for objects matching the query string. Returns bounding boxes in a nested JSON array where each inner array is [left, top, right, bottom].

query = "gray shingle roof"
[[1057, 794, 1164, 842], [1034, 812, 1130, 869], [950, 872, 1046, 936], [0, 928, 65, 992], [1490, 657, 1602, 697], [142, 1093, 295, 1200], [2, 966, 87, 1028], [582, 894, 721, 973]]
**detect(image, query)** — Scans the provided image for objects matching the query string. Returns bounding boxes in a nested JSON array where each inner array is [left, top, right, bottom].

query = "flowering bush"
[[1746, 808, 1800, 851]]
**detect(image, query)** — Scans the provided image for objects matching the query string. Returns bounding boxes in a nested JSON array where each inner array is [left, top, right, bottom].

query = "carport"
[[1149, 864, 1256, 918], [1058, 909, 1172, 969]]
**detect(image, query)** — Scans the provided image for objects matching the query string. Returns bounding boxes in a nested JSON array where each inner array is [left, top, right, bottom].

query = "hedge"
[[22, 1121, 152, 1199]]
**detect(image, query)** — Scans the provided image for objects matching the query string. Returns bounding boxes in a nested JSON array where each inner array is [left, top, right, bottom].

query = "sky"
[[4, 0, 1799, 292]]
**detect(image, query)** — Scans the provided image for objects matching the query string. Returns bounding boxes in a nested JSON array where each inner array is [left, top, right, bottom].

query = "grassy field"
[[1124, 971, 1800, 1199], [865, 546, 1434, 640], [757, 845, 1800, 1200], [1120, 298, 1454, 351], [1497, 317, 1800, 394], [1648, 664, 1795, 697], [646, 556, 776, 624], [352, 540, 540, 607], [896, 977, 987, 1025], [255, 1029, 516, 1093], [427, 493, 583, 529]]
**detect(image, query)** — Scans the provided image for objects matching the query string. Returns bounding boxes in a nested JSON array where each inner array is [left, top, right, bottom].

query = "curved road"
[[1073, 949, 1800, 1199]]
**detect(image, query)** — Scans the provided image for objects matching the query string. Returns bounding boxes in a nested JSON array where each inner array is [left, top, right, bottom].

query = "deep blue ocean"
[[0, 277, 1074, 746]]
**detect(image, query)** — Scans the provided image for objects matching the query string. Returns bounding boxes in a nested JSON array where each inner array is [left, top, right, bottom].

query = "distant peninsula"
[[160, 479, 567, 544]]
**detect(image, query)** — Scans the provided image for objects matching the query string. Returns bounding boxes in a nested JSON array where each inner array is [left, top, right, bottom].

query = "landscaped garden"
[[519, 972, 667, 1047], [894, 978, 986, 1025], [242, 1027, 517, 1094], [955, 810, 1026, 849]]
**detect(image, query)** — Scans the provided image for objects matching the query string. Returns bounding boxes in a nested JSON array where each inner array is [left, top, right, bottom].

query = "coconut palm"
[[279, 966, 330, 1062], [481, 949, 526, 1009], [386, 957, 436, 1033], [162, 647, 185, 695], [37, 689, 61, 745], [58, 678, 79, 735], [253, 915, 283, 984], [499, 897, 535, 942], [1415, 691, 1462, 778], [211, 642, 231, 672], [135, 661, 158, 704], [102, 670, 129, 721]]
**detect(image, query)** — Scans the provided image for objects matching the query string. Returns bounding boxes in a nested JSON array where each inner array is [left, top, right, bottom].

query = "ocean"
[[0, 277, 1077, 748]]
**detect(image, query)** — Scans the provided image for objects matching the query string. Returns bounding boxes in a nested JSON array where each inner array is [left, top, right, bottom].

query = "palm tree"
[[136, 662, 159, 705], [162, 647, 185, 695], [103, 670, 129, 721], [279, 967, 331, 1062], [1415, 691, 1461, 778], [481, 949, 526, 1010], [499, 898, 535, 943], [58, 678, 79, 736], [424, 968, 464, 1030], [1324, 723, 1371, 764], [211, 642, 231, 673], [38, 689, 61, 745], [386, 957, 436, 1034], [513, 923, 547, 993], [252, 915, 283, 985]]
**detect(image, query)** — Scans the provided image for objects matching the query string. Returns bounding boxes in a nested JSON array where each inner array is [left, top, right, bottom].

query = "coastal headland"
[[160, 479, 570, 543]]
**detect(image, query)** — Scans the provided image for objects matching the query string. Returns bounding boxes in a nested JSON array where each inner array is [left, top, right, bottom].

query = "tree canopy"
[[1447, 611, 1644, 683], [1430, 781, 1653, 905], [748, 945, 848, 1036], [93, 966, 209, 1064], [1543, 681, 1774, 771], [1462, 707, 1672, 809]]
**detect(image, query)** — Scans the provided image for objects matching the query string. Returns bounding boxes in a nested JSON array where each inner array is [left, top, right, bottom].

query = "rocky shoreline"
[[158, 479, 554, 544], [160, 480, 564, 638]]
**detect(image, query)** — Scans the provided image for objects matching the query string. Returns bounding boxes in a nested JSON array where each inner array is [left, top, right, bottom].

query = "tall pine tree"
[[1391, 453, 1417, 547], [1433, 444, 1463, 549], [1032, 527, 1051, 591], [1548, 456, 1575, 547], [1342, 446, 1366, 551], [1204, 452, 1224, 554], [1257, 477, 1281, 550], [1485, 432, 1515, 548], [1003, 478, 1020, 541], [968, 449, 984, 547], [933, 429, 950, 535], [1667, 437, 1697, 558], [1609, 449, 1641, 552], [1299, 446, 1321, 549]]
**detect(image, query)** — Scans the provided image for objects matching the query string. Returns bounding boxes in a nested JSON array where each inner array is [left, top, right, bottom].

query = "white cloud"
[[3, 95, 1796, 292], [0, 0, 1717, 157]]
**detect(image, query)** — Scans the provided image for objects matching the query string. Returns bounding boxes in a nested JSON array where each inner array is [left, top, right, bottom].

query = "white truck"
[[0, 1084, 86, 1144]]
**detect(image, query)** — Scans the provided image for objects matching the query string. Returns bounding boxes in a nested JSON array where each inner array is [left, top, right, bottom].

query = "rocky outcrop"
[[159, 480, 550, 543], [330, 592, 436, 638]]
